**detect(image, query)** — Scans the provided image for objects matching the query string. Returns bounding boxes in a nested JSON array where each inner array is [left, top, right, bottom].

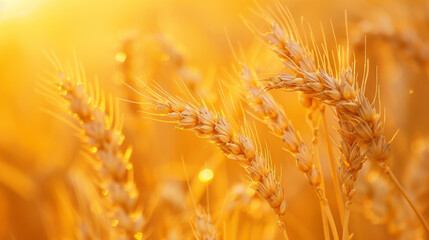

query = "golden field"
[[0, 0, 429, 239]]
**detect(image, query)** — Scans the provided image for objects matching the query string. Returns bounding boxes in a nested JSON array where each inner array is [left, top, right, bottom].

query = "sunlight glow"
[[198, 168, 214, 183]]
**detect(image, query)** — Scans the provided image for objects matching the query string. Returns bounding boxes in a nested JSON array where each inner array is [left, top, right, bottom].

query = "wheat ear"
[[141, 84, 289, 238], [40, 55, 145, 240], [192, 207, 217, 240], [240, 66, 338, 240], [298, 85, 331, 239], [258, 12, 429, 232]]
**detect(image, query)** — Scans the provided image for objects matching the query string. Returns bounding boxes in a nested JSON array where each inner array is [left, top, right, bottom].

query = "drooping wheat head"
[[140, 84, 289, 237]]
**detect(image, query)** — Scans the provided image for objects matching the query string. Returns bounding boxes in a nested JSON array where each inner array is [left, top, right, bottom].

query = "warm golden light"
[[198, 168, 214, 183], [1, 0, 428, 239], [115, 52, 127, 63], [134, 232, 143, 240], [111, 219, 119, 227]]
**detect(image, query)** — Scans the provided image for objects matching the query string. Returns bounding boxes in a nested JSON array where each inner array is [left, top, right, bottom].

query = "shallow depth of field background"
[[0, 0, 428, 239]]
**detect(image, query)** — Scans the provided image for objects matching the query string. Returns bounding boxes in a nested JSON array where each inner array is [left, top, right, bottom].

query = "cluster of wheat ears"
[[33, 2, 429, 240]]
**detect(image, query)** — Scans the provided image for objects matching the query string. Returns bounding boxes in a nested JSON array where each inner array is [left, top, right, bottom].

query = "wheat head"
[[141, 85, 288, 236], [40, 55, 145, 240]]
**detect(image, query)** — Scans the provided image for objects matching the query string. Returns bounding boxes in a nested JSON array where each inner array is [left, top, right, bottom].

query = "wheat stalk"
[[40, 55, 145, 240], [140, 84, 289, 239], [253, 7, 429, 233], [240, 66, 339, 239]]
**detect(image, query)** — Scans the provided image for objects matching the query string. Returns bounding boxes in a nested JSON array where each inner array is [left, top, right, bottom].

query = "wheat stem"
[[308, 103, 332, 240], [278, 218, 290, 240], [323, 204, 339, 240], [342, 202, 351, 240], [383, 165, 429, 233], [306, 101, 330, 240], [314, 140, 330, 240], [321, 202, 330, 240], [322, 111, 344, 223]]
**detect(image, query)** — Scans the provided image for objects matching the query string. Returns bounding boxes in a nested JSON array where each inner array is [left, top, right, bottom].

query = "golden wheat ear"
[[137, 82, 289, 239], [38, 52, 146, 240]]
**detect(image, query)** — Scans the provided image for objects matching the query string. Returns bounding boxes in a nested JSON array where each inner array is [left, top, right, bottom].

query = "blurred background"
[[0, 0, 428, 239]]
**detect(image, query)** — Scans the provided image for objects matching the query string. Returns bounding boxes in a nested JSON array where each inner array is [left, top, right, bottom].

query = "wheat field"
[[1, 0, 429, 239]]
